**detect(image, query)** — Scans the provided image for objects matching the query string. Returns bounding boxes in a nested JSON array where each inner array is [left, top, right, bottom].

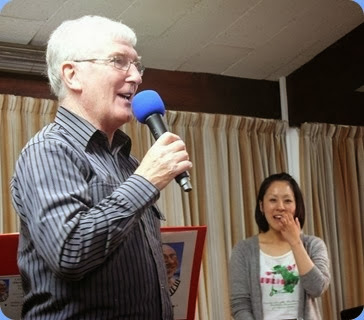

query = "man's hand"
[[135, 132, 192, 190]]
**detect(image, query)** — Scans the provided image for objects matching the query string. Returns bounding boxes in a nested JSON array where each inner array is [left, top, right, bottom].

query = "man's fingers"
[[155, 132, 182, 145]]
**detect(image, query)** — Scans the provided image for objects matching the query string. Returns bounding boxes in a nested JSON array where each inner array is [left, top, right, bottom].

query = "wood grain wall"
[[0, 69, 281, 121]]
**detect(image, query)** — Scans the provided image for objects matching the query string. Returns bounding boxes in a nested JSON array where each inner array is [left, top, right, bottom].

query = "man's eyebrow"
[[109, 53, 142, 61]]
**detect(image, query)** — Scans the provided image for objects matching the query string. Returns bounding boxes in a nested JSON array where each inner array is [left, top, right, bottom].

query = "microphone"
[[132, 90, 192, 192]]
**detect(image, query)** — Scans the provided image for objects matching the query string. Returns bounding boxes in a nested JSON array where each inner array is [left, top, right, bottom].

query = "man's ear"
[[61, 61, 82, 92]]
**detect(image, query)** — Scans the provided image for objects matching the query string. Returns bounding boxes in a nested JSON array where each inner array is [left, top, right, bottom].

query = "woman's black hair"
[[255, 172, 305, 232]]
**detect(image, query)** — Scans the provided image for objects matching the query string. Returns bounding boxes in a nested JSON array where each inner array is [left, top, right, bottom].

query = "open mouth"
[[273, 215, 283, 220], [118, 93, 132, 101]]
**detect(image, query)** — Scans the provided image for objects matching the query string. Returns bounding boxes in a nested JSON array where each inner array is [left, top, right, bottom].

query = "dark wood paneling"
[[139, 69, 281, 119], [0, 72, 55, 99], [0, 69, 281, 120], [287, 22, 364, 127]]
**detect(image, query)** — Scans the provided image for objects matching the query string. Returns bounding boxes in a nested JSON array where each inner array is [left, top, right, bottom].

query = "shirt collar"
[[54, 106, 132, 155]]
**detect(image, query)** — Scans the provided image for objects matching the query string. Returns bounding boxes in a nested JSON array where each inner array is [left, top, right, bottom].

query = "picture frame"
[[0, 233, 22, 320], [0, 227, 207, 320], [161, 226, 207, 320]]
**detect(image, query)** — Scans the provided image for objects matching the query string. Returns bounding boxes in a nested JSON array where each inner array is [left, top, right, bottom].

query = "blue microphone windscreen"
[[132, 90, 166, 123]]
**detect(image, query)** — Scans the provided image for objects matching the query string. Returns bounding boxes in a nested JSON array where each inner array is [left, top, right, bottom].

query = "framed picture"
[[0, 227, 207, 320], [161, 226, 207, 320], [0, 233, 23, 320]]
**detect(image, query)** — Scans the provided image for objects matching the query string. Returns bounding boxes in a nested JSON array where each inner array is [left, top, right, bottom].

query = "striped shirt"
[[11, 106, 173, 320]]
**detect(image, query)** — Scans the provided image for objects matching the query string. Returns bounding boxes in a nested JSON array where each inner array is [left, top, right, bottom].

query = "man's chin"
[[114, 111, 133, 125]]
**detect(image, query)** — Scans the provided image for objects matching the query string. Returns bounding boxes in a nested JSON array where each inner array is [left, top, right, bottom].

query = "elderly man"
[[0, 279, 9, 302], [162, 244, 181, 296], [11, 15, 192, 320]]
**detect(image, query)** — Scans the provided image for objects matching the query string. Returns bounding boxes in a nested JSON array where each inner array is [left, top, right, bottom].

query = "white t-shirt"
[[260, 250, 300, 320]]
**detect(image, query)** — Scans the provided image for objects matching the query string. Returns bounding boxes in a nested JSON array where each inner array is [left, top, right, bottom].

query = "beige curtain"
[[0, 94, 58, 232], [126, 110, 289, 319], [1, 93, 289, 319], [300, 123, 364, 319]]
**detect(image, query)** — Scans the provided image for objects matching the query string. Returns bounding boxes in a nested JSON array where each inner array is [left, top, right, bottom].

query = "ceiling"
[[0, 0, 363, 81]]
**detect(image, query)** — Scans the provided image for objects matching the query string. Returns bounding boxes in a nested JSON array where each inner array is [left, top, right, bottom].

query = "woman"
[[229, 172, 330, 320]]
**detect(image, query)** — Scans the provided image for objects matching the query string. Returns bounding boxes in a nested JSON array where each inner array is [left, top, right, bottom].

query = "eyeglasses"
[[73, 55, 145, 76]]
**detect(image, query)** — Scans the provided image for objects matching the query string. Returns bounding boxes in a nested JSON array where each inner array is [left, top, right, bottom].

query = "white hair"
[[46, 15, 137, 99]]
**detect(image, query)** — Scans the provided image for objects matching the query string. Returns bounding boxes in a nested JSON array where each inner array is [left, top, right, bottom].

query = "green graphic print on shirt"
[[268, 265, 299, 296]]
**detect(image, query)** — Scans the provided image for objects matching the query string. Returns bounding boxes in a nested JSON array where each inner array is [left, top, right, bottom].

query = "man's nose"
[[166, 257, 174, 264], [126, 64, 143, 85]]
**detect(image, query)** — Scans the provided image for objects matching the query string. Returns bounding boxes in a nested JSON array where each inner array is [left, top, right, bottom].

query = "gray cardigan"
[[229, 234, 331, 320]]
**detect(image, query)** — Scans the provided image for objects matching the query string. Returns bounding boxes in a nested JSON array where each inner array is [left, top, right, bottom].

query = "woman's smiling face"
[[260, 180, 296, 231]]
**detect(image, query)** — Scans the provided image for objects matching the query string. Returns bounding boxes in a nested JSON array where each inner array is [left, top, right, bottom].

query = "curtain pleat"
[[300, 123, 364, 319], [0, 95, 58, 232]]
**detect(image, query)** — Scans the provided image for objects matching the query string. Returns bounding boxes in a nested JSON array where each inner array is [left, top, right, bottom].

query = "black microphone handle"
[[145, 113, 168, 140], [145, 113, 192, 192]]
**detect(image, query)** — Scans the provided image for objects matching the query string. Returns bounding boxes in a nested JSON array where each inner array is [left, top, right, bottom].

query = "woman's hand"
[[279, 214, 302, 247]]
